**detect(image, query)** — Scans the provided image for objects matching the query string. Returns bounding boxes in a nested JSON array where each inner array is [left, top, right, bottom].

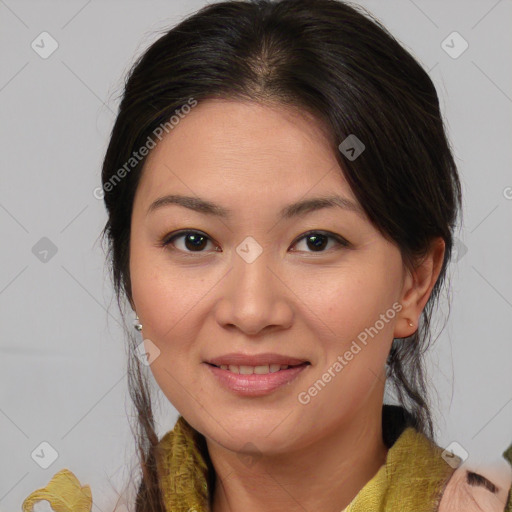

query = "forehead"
[[136, 99, 358, 210]]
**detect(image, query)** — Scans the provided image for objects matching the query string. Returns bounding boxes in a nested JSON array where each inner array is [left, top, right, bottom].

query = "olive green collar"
[[342, 426, 455, 511], [156, 407, 456, 512]]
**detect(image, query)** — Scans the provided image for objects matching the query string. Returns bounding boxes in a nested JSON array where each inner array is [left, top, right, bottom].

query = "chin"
[[216, 432, 292, 457], [203, 418, 300, 455]]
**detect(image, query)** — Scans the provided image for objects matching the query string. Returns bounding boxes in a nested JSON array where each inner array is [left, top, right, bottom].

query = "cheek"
[[130, 243, 207, 336], [135, 284, 205, 417], [129, 249, 219, 410], [290, 263, 400, 410], [132, 272, 196, 362], [294, 263, 399, 347]]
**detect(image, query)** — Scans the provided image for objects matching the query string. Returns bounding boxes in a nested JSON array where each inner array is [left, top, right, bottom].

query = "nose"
[[214, 242, 293, 336]]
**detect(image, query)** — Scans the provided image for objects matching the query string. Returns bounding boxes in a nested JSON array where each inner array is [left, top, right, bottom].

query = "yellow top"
[[340, 426, 453, 511], [154, 418, 455, 512], [21, 412, 512, 512]]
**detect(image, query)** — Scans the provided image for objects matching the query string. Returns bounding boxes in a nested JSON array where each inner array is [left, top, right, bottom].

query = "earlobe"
[[394, 237, 445, 339], [394, 316, 417, 339]]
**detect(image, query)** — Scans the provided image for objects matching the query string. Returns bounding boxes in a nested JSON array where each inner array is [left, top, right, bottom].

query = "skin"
[[129, 98, 445, 512]]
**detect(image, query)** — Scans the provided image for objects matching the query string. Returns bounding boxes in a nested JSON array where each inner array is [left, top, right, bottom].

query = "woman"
[[22, 0, 512, 511]]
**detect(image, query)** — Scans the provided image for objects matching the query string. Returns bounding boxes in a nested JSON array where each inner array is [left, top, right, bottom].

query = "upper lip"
[[205, 353, 310, 367]]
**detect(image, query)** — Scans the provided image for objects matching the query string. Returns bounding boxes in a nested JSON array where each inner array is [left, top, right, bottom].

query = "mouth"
[[205, 361, 311, 375], [204, 360, 311, 396]]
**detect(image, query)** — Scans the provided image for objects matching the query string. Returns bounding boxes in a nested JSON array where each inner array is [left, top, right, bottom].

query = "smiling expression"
[[129, 98, 413, 453]]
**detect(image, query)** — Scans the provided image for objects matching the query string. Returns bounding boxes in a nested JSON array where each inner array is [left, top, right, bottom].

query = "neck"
[[206, 396, 388, 512]]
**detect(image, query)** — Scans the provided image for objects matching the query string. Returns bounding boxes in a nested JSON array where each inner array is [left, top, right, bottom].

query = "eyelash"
[[159, 229, 350, 255]]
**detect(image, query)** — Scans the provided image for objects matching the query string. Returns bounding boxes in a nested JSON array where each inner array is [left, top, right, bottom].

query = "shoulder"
[[438, 459, 512, 512]]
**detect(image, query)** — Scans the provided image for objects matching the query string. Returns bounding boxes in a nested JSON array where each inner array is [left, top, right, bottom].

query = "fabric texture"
[[340, 427, 454, 511], [155, 415, 211, 512], [21, 469, 92, 512], [154, 405, 512, 512], [21, 405, 512, 512]]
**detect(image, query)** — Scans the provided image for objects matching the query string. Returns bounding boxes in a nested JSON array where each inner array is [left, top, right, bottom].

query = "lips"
[[205, 359, 310, 396]]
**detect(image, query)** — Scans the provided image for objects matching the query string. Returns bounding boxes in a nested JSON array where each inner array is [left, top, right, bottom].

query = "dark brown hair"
[[99, 0, 462, 510]]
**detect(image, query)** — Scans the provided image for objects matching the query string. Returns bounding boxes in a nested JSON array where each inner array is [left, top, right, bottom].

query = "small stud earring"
[[408, 320, 414, 327], [134, 314, 142, 331]]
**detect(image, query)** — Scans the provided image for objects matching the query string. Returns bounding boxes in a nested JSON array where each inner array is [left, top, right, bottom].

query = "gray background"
[[1, 0, 511, 510]]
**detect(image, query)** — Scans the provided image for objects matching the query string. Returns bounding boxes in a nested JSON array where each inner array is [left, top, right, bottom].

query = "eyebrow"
[[146, 193, 364, 219]]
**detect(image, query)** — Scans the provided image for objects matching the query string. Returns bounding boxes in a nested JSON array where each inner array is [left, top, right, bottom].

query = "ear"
[[393, 237, 446, 339]]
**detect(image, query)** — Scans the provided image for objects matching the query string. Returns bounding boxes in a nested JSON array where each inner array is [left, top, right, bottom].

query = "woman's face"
[[129, 98, 418, 454]]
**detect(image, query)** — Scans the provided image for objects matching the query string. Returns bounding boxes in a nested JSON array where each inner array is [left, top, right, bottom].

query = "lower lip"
[[204, 363, 309, 396]]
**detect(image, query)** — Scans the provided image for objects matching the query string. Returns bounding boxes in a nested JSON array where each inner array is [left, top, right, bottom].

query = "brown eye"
[[291, 231, 349, 253], [161, 229, 349, 256], [163, 230, 216, 253]]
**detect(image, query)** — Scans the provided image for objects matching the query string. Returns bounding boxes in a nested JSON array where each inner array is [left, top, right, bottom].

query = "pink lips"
[[204, 361, 310, 397]]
